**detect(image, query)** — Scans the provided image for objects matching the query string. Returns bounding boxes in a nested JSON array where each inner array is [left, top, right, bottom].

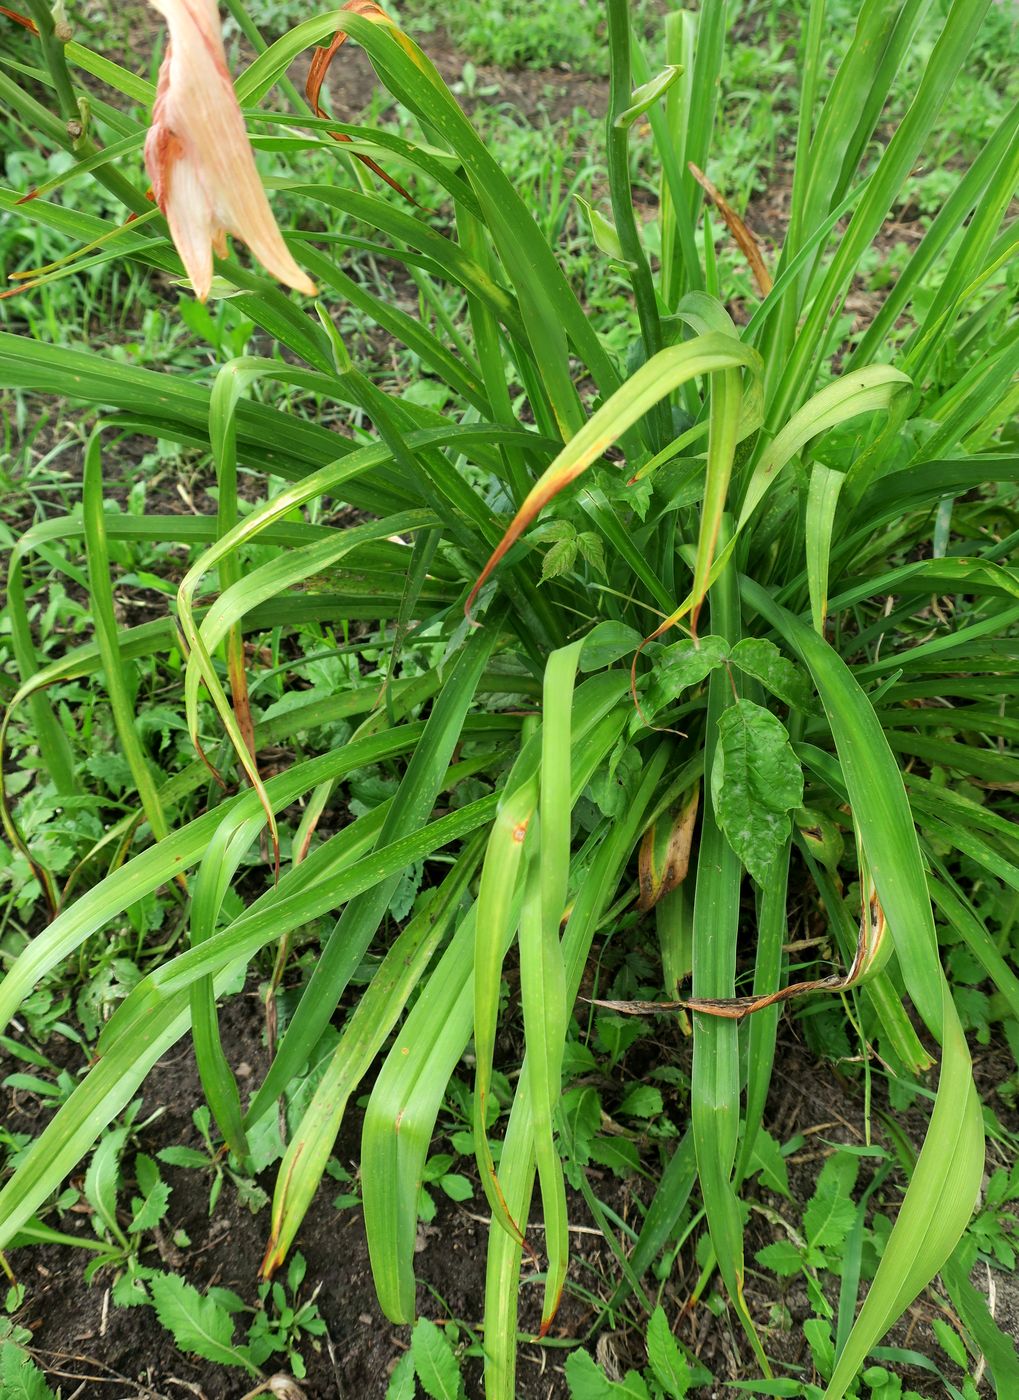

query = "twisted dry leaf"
[[689, 161, 772, 297], [593, 882, 887, 1019], [305, 0, 417, 205]]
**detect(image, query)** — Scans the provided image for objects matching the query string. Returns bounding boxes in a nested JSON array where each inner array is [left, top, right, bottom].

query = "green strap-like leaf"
[[740, 578, 985, 1398]]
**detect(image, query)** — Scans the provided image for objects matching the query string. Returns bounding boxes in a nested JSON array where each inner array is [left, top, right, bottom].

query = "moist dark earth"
[[5, 981, 1017, 1399]]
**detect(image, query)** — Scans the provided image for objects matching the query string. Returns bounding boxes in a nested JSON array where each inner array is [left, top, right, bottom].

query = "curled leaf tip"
[[306, 0, 417, 205]]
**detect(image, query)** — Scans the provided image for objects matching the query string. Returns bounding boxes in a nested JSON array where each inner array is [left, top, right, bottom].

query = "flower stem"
[[606, 0, 669, 450], [10, 8, 150, 216], [25, 0, 78, 124]]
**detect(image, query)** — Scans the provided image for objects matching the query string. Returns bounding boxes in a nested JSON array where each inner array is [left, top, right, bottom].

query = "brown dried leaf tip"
[[688, 161, 773, 297], [306, 0, 418, 206]]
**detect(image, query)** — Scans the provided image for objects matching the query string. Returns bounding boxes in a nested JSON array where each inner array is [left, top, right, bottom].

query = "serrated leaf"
[[565, 1349, 616, 1399], [932, 1317, 969, 1370], [0, 1343, 58, 1400], [711, 699, 803, 885], [755, 1239, 804, 1276], [804, 1187, 857, 1253], [234, 1178, 270, 1215], [386, 1349, 416, 1400], [129, 1153, 171, 1232], [647, 1305, 691, 1397], [148, 1272, 256, 1373], [595, 1015, 645, 1064], [730, 638, 816, 713], [616, 1375, 651, 1400], [541, 535, 579, 582], [576, 531, 607, 577], [83, 1126, 128, 1238], [814, 1148, 858, 1208], [588, 1136, 640, 1178], [411, 1317, 463, 1400], [617, 1086, 663, 1120], [750, 1129, 791, 1199], [85, 751, 134, 795], [804, 1318, 835, 1379], [207, 1286, 247, 1314], [156, 1145, 210, 1169], [112, 1271, 152, 1308], [129, 1179, 171, 1233], [560, 1086, 602, 1163]]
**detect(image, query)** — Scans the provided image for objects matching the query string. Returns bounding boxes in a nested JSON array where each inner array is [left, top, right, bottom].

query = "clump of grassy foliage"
[[1, 0, 1018, 1396]]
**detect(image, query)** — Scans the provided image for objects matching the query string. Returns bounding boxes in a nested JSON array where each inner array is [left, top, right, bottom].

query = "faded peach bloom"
[[144, 0, 316, 300]]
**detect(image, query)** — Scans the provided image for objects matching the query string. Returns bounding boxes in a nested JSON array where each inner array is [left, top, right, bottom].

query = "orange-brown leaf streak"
[[306, 6, 419, 207], [688, 161, 773, 298]]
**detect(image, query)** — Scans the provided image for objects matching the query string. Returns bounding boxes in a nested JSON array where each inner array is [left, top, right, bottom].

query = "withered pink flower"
[[144, 0, 316, 300]]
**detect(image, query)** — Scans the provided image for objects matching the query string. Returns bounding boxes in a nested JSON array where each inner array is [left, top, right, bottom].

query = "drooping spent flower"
[[144, 0, 316, 300]]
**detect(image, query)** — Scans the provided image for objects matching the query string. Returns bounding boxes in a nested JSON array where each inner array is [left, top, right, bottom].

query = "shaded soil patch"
[[5, 989, 647, 1400], [4, 985, 1013, 1397]]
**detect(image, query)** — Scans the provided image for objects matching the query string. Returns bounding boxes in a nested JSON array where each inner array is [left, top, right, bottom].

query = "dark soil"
[[5, 980, 1015, 1399], [6, 987, 640, 1400]]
